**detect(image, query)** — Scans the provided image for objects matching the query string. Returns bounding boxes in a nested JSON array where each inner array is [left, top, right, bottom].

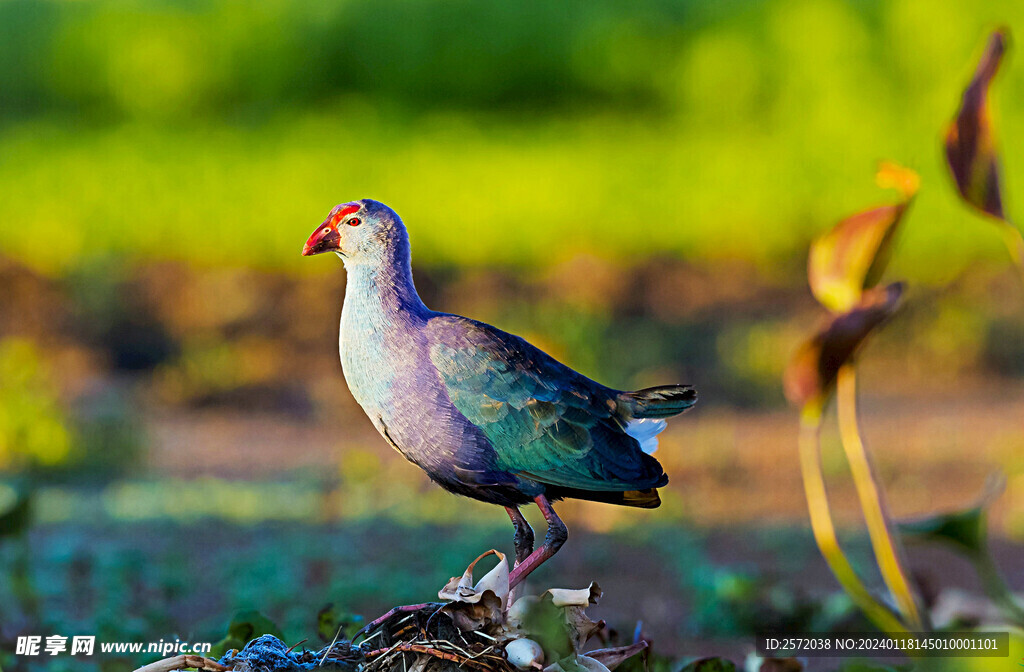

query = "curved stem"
[[798, 401, 911, 639], [998, 220, 1024, 283], [836, 365, 927, 631]]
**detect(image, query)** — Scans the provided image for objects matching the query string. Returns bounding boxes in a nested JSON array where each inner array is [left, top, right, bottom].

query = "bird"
[[302, 199, 696, 588]]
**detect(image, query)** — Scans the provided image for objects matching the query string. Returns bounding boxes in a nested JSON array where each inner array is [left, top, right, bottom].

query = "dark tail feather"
[[548, 486, 663, 509], [619, 385, 697, 419]]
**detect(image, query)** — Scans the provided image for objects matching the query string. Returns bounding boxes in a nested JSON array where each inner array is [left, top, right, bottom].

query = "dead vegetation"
[[136, 551, 650, 672]]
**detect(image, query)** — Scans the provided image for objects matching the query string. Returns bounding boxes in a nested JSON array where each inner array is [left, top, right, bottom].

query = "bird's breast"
[[338, 292, 437, 441], [339, 306, 403, 416], [337, 280, 498, 485]]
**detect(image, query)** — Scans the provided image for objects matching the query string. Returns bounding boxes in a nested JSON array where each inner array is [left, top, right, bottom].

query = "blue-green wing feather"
[[426, 315, 666, 492]]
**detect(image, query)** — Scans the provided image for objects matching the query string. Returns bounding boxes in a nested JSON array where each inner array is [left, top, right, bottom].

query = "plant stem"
[[998, 220, 1024, 283], [798, 401, 911, 639], [836, 365, 927, 631]]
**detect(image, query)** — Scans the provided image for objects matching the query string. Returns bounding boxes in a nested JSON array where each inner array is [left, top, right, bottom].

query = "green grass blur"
[[1, 0, 1023, 280]]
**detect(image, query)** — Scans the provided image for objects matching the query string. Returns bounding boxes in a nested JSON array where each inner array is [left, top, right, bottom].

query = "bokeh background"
[[1, 0, 1024, 669]]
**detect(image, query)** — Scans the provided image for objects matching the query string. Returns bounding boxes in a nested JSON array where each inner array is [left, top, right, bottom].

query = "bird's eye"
[[347, 217, 361, 227]]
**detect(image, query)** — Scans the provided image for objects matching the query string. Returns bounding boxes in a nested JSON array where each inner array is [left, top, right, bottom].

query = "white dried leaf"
[[545, 583, 601, 608], [438, 549, 510, 610]]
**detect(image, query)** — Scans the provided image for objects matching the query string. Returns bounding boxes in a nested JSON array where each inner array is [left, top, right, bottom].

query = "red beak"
[[302, 222, 342, 256]]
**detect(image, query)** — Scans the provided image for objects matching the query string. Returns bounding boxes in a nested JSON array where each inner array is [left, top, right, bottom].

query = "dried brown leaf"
[[945, 29, 1009, 221], [784, 283, 904, 407], [808, 163, 916, 313], [585, 642, 648, 671]]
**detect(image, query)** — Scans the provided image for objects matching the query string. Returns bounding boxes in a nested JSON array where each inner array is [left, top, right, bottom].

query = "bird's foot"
[[508, 495, 567, 590], [505, 506, 535, 567]]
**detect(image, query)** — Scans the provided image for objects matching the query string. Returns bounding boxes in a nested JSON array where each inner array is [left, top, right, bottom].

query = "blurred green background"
[[2, 0, 1024, 669]]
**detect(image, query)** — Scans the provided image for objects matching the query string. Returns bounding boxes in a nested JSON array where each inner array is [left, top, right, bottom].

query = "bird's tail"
[[618, 385, 697, 419]]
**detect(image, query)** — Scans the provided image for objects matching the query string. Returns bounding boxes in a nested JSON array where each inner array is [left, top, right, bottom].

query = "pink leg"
[[508, 495, 568, 589], [505, 506, 535, 567]]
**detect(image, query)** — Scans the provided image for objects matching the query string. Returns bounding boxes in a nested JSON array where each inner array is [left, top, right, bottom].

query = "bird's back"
[[423, 314, 681, 506]]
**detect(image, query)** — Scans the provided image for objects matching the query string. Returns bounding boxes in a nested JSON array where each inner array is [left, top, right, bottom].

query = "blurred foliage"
[[694, 568, 856, 636], [835, 664, 910, 672], [678, 658, 735, 672], [0, 0, 1023, 277], [66, 258, 177, 373], [209, 610, 284, 659], [900, 476, 1024, 627], [0, 482, 33, 539], [901, 501, 990, 556], [0, 335, 143, 478], [316, 603, 362, 645], [0, 339, 73, 470], [983, 314, 1024, 375], [69, 387, 145, 481]]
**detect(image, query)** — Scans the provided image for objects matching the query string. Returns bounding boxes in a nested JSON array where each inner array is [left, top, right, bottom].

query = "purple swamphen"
[[302, 199, 696, 588]]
